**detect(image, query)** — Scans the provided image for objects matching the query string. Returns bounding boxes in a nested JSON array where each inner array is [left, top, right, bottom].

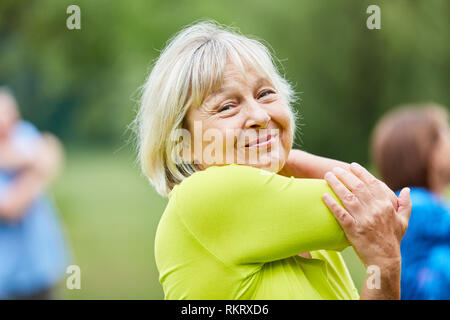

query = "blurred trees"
[[1, 0, 449, 164]]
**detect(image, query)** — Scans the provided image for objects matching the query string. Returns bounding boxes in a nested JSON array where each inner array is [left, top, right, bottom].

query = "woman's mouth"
[[245, 134, 276, 149]]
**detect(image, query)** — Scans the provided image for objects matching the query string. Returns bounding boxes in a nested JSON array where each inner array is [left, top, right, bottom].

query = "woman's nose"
[[244, 101, 270, 129]]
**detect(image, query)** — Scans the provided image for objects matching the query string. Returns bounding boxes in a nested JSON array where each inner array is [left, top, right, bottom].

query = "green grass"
[[51, 148, 449, 299], [52, 147, 167, 299]]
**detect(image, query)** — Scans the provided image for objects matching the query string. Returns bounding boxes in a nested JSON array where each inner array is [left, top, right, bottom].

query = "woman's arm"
[[322, 163, 412, 300], [0, 168, 48, 221], [281, 150, 409, 299], [173, 164, 350, 266], [0, 142, 33, 170], [279, 149, 350, 179], [0, 133, 63, 221], [360, 258, 402, 300]]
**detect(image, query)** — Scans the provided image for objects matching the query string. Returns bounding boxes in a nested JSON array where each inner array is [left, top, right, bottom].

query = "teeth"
[[246, 135, 271, 147]]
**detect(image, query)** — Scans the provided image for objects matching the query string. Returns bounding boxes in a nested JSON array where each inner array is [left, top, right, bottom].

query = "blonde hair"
[[135, 20, 298, 197]]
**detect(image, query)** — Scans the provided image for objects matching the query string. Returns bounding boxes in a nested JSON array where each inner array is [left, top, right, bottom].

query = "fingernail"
[[350, 162, 362, 171], [324, 172, 333, 179]]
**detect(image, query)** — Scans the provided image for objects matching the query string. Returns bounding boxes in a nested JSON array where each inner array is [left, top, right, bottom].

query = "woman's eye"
[[218, 105, 233, 112], [258, 90, 274, 99]]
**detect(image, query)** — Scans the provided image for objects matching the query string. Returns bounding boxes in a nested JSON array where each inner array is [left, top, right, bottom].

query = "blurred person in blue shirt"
[[371, 103, 450, 299], [0, 88, 70, 299]]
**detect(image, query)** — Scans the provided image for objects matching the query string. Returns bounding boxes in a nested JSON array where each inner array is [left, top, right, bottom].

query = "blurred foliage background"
[[1, 0, 449, 299]]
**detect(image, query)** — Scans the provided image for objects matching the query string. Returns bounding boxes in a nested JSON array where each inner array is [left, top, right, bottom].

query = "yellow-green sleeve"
[[172, 164, 349, 266]]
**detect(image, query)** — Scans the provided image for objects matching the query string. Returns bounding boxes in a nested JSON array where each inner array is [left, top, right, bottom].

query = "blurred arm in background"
[[0, 133, 64, 222], [0, 142, 33, 170], [0, 88, 64, 222]]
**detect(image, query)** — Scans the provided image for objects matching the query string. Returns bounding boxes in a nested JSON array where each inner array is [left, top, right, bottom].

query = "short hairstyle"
[[135, 20, 298, 197], [371, 103, 448, 191]]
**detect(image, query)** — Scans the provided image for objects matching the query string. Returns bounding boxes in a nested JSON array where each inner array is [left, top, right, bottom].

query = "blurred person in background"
[[371, 103, 450, 299], [0, 87, 70, 299]]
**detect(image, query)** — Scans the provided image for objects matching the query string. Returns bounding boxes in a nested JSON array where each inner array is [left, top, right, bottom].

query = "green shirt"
[[155, 164, 360, 299]]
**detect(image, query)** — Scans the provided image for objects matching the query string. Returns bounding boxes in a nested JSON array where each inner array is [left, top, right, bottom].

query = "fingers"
[[322, 193, 355, 229], [331, 167, 372, 204], [349, 162, 398, 210], [324, 171, 362, 213], [397, 187, 412, 222]]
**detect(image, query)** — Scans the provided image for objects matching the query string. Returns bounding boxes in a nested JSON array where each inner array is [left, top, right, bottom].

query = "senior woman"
[[136, 21, 412, 300]]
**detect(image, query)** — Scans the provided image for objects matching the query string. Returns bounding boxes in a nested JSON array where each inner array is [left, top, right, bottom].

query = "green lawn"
[[52, 147, 167, 299], [50, 147, 449, 299]]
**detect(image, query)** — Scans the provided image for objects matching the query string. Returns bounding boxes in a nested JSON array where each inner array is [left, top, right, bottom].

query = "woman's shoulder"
[[166, 164, 284, 224], [170, 164, 270, 198], [169, 164, 329, 202], [185, 164, 268, 182]]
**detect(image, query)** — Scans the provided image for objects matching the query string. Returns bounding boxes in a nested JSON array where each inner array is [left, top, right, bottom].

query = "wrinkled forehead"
[[223, 57, 271, 84], [224, 48, 272, 79], [207, 59, 272, 98], [189, 39, 276, 108]]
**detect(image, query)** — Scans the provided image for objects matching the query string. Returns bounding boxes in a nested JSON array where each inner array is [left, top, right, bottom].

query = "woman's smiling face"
[[184, 60, 293, 172]]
